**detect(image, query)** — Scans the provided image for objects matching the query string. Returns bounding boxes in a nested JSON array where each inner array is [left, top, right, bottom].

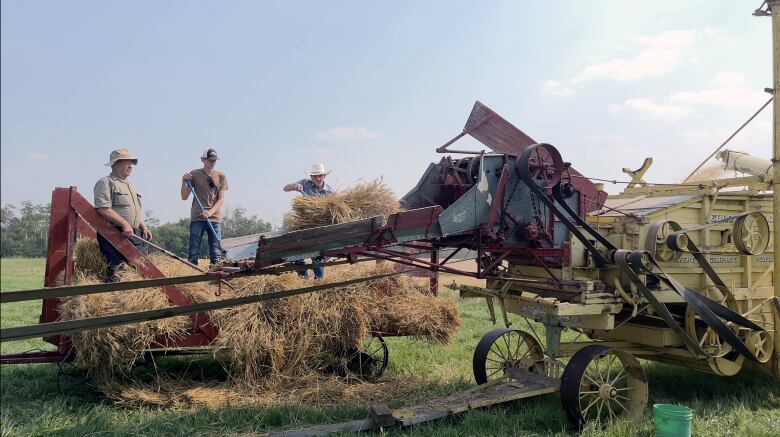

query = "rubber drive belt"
[[516, 145, 761, 361], [615, 250, 760, 361]]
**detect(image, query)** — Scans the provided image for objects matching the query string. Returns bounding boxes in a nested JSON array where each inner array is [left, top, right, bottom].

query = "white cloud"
[[541, 80, 572, 96], [573, 47, 683, 82], [710, 71, 747, 87], [608, 98, 694, 122], [315, 126, 382, 142], [607, 71, 766, 122], [627, 29, 703, 50], [669, 85, 767, 107], [26, 152, 50, 161], [542, 29, 713, 96]]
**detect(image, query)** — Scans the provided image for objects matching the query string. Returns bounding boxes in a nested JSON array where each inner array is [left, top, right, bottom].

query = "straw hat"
[[309, 163, 331, 176], [105, 148, 138, 166]]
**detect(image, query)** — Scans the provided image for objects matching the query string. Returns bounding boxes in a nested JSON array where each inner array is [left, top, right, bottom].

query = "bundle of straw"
[[283, 179, 400, 231], [63, 246, 461, 386], [73, 237, 108, 279]]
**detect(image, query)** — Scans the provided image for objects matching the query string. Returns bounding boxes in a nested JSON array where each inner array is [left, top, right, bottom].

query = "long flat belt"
[[514, 144, 762, 361]]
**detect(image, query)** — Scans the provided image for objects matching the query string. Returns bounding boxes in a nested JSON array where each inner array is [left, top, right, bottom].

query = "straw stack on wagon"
[[60, 179, 461, 398], [65, 250, 460, 382]]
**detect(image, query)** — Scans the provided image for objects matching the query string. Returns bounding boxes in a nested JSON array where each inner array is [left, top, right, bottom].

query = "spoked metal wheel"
[[746, 330, 774, 364], [472, 328, 544, 384], [560, 345, 648, 430], [644, 220, 684, 262], [343, 336, 389, 381], [733, 212, 770, 255], [516, 143, 564, 189], [684, 286, 737, 358]]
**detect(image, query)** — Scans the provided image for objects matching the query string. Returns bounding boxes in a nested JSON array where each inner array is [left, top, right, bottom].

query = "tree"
[[0, 201, 273, 259], [151, 218, 190, 258], [144, 210, 161, 228], [0, 202, 50, 257], [221, 206, 272, 238]]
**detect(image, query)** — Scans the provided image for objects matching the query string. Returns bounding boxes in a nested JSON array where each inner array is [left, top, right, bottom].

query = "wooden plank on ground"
[[263, 372, 560, 436]]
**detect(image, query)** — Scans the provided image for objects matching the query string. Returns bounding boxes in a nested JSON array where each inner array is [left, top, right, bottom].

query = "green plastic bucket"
[[653, 403, 693, 437]]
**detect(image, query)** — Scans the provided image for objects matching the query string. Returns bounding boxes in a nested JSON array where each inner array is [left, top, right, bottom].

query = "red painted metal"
[[486, 164, 510, 231], [67, 192, 217, 340], [41, 187, 77, 352], [430, 248, 439, 296], [0, 350, 71, 365], [527, 249, 561, 285], [360, 250, 475, 277], [385, 206, 443, 232], [150, 331, 213, 349], [16, 186, 218, 366], [440, 101, 604, 214], [481, 250, 511, 273]]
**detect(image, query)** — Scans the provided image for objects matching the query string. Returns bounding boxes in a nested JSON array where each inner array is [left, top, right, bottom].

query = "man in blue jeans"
[[181, 148, 228, 266], [282, 163, 334, 279]]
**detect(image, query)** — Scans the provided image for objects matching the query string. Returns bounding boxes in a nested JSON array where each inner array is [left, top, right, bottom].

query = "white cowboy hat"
[[105, 148, 138, 166], [308, 163, 331, 176]]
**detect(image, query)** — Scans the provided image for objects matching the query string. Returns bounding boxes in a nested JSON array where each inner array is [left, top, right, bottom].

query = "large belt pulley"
[[649, 212, 770, 257], [516, 144, 764, 362]]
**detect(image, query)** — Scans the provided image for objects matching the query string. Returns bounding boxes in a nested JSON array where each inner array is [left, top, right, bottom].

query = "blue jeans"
[[295, 256, 325, 279], [188, 220, 222, 265]]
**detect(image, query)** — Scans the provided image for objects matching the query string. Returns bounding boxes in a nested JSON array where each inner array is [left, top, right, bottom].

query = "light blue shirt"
[[298, 179, 333, 197]]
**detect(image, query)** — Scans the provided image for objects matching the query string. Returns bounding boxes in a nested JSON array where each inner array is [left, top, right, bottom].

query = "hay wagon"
[[0, 187, 435, 381]]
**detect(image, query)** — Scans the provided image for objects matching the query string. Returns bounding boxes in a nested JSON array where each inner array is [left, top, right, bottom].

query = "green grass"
[[1, 258, 779, 436]]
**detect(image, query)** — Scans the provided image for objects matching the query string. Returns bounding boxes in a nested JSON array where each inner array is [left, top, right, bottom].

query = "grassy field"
[[1, 258, 779, 436]]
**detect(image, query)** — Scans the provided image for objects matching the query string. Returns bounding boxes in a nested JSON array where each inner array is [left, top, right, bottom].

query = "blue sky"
[[1, 1, 774, 225]]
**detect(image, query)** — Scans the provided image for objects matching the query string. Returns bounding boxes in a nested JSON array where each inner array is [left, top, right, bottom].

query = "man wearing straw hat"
[[283, 163, 334, 279], [94, 147, 153, 282]]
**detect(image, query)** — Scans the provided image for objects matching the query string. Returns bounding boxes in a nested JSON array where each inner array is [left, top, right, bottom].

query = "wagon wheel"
[[472, 328, 544, 384], [733, 212, 770, 255], [645, 220, 684, 262], [560, 345, 648, 430], [344, 336, 389, 381], [516, 144, 564, 189], [746, 330, 774, 364], [684, 286, 737, 358]]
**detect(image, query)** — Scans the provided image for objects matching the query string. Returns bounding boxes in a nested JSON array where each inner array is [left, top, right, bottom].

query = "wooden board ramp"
[[265, 371, 560, 436]]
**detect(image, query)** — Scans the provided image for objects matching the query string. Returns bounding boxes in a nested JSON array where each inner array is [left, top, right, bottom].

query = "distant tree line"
[[1, 202, 273, 258], [1, 202, 51, 257]]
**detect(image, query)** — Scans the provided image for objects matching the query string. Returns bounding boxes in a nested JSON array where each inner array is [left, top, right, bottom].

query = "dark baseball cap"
[[201, 148, 219, 161]]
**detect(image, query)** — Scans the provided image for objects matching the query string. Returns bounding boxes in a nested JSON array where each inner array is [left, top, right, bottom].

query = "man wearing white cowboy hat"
[[283, 163, 334, 279], [283, 163, 334, 196], [93, 147, 152, 281]]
